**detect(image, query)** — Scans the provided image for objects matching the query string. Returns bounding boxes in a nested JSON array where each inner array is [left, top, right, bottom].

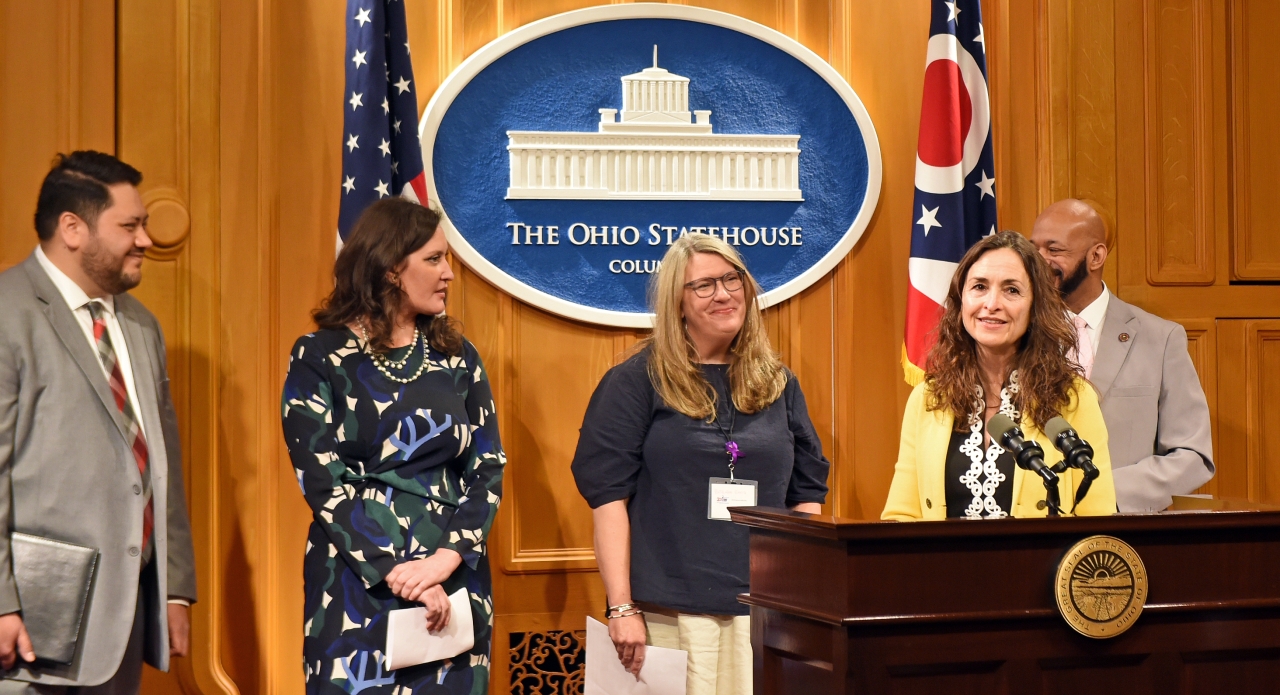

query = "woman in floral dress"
[[282, 198, 505, 694]]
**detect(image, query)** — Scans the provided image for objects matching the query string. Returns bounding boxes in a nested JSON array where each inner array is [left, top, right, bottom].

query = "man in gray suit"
[[0, 152, 196, 693], [1031, 199, 1214, 512]]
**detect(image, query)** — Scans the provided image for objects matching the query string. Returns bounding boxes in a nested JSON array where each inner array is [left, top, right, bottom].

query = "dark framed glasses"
[[684, 271, 744, 298]]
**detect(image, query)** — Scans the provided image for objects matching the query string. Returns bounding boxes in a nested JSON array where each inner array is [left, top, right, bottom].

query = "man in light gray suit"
[[0, 152, 196, 693], [1031, 199, 1214, 512]]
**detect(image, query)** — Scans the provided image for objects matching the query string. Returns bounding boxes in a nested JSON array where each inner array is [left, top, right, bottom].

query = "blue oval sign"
[[421, 5, 881, 327]]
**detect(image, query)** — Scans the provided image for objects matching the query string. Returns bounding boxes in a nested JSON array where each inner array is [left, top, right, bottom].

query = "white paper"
[[585, 617, 687, 695], [385, 588, 475, 670]]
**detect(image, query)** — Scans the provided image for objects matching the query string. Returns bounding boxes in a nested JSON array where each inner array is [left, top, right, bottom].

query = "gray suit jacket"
[[0, 254, 196, 686], [1092, 294, 1214, 511]]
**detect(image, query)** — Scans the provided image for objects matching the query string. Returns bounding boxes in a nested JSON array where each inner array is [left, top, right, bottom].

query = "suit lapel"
[[1089, 297, 1137, 400], [116, 298, 163, 450], [23, 256, 132, 443]]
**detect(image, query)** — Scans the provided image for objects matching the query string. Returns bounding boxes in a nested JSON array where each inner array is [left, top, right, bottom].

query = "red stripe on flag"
[[904, 283, 944, 370], [408, 172, 428, 206]]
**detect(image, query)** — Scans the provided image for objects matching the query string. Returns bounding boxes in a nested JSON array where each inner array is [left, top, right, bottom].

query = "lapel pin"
[[1119, 333, 1130, 343]]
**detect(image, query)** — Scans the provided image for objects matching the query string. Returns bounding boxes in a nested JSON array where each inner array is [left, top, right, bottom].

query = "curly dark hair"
[[924, 231, 1080, 429], [313, 197, 463, 356]]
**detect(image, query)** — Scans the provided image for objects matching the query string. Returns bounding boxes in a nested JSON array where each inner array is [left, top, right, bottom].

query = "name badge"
[[707, 478, 758, 521]]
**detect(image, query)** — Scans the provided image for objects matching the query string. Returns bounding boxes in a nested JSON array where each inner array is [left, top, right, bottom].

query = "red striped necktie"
[[87, 302, 153, 563]]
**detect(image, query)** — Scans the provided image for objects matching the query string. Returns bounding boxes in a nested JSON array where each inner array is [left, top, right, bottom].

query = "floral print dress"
[[281, 325, 505, 694]]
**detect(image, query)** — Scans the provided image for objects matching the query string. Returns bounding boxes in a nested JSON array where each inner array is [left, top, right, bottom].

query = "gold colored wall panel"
[[0, 0, 114, 269], [1229, 0, 1280, 280], [0, 1, 1276, 694], [1143, 0, 1216, 285]]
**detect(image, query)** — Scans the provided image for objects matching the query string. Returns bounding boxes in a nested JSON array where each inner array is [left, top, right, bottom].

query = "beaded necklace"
[[359, 322, 428, 384]]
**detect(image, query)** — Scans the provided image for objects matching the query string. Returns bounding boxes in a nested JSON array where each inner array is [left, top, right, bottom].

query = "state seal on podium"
[[1055, 535, 1148, 638]]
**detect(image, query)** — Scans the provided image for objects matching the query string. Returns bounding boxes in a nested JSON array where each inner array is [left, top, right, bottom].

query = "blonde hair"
[[637, 234, 786, 420]]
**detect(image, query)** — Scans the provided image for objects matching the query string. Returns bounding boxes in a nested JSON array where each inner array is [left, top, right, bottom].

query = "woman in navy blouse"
[[572, 233, 830, 695]]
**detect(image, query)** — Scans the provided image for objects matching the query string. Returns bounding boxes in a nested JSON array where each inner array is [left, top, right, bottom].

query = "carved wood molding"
[[1245, 322, 1280, 504], [1228, 0, 1280, 280], [1142, 0, 1216, 285]]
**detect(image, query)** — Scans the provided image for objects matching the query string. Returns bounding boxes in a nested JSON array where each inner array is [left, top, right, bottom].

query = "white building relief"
[[506, 47, 803, 201]]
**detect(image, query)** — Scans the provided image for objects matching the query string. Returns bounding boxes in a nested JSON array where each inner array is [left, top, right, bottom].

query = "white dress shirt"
[[35, 245, 147, 440], [1069, 284, 1111, 354]]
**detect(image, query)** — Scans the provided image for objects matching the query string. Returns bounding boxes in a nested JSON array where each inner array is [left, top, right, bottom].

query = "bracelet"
[[606, 603, 643, 619]]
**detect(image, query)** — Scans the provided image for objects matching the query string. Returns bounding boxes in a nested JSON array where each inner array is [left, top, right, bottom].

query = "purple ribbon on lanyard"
[[725, 440, 741, 479]]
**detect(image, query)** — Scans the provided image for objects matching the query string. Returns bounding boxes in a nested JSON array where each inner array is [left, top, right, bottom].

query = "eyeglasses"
[[684, 271, 744, 298]]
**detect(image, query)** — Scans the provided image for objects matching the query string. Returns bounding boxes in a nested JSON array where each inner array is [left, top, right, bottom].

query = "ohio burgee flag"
[[902, 0, 999, 384], [338, 0, 428, 250]]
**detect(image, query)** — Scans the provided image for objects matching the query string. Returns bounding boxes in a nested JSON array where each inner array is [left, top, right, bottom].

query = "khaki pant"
[[645, 611, 751, 695]]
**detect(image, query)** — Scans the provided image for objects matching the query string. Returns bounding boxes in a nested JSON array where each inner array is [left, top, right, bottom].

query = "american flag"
[[338, 0, 428, 247], [902, 0, 999, 384]]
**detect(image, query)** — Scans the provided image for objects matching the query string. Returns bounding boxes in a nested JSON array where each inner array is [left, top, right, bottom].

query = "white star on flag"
[[338, 0, 428, 246], [976, 170, 995, 199], [945, 2, 961, 22], [917, 205, 942, 236], [974, 26, 985, 51]]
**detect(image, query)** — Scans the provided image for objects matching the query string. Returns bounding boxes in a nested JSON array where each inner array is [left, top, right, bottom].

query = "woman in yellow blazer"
[[883, 231, 1116, 521]]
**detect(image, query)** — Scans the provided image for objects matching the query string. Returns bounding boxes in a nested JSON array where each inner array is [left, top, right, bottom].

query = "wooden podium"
[[732, 503, 1280, 694]]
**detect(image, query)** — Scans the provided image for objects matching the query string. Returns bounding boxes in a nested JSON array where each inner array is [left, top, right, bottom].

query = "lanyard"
[[711, 399, 740, 480]]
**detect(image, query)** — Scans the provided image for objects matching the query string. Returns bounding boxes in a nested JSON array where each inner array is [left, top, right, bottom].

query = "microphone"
[[1044, 416, 1100, 508], [987, 413, 1062, 516], [986, 414, 1055, 484]]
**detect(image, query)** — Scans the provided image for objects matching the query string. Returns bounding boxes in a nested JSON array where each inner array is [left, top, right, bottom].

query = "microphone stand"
[[1041, 475, 1062, 517]]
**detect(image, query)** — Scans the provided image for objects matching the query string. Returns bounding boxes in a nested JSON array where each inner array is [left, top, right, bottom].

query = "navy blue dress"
[[282, 325, 505, 694]]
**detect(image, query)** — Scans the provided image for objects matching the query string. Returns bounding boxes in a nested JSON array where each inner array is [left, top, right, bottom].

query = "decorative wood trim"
[[1214, 320, 1248, 500], [183, 0, 236, 690], [1228, 0, 1280, 280], [1245, 321, 1280, 504], [1142, 0, 1216, 285], [1177, 319, 1217, 496]]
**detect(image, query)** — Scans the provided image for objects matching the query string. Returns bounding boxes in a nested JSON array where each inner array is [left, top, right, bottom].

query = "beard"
[[81, 233, 143, 295], [1056, 257, 1090, 299]]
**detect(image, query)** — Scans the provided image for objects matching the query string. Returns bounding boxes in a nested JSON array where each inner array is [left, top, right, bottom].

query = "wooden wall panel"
[[1035, 0, 1122, 290], [1179, 319, 1217, 496], [0, 0, 114, 270], [1215, 320, 1248, 499], [1246, 322, 1280, 504], [1229, 0, 1280, 280], [503, 307, 613, 572], [1212, 320, 1280, 505], [1143, 0, 1216, 285], [988, 0, 1043, 235], [1, 0, 1272, 694]]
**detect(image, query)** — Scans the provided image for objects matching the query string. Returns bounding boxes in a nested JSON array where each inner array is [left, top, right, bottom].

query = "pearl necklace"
[[957, 370, 1020, 519], [359, 323, 428, 384]]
